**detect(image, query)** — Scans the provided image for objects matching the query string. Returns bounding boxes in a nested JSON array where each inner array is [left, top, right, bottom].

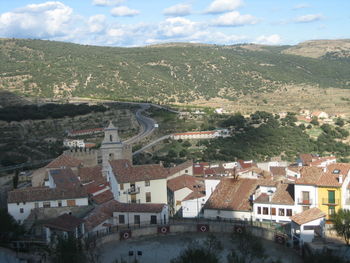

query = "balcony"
[[297, 198, 313, 205], [128, 199, 141, 204], [322, 198, 339, 205], [127, 186, 140, 195]]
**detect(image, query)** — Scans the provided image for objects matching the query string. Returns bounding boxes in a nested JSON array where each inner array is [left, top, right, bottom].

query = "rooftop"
[[78, 166, 103, 184], [291, 207, 326, 225], [44, 213, 84, 232], [50, 168, 81, 189], [255, 183, 294, 205], [167, 174, 204, 192], [46, 154, 83, 169]]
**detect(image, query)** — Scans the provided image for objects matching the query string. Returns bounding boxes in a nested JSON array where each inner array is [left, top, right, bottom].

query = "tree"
[[179, 149, 188, 158], [182, 141, 191, 148], [0, 209, 24, 245], [310, 116, 319, 126], [50, 236, 86, 263], [331, 209, 350, 245], [13, 170, 19, 189], [335, 118, 345, 127]]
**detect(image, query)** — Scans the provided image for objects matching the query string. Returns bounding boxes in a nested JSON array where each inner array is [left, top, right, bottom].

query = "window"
[[110, 135, 113, 142], [134, 215, 140, 225], [20, 208, 24, 213], [278, 208, 285, 216], [67, 200, 76, 206], [257, 207, 261, 214], [34, 202, 39, 208], [43, 201, 51, 208], [286, 209, 292, 216], [329, 206, 335, 216], [145, 180, 150, 187], [58, 201, 62, 207], [271, 207, 276, 216], [328, 190, 335, 204], [119, 214, 125, 224], [185, 170, 188, 173], [263, 207, 269, 215], [120, 184, 124, 190], [150, 215, 157, 224], [146, 192, 151, 203]]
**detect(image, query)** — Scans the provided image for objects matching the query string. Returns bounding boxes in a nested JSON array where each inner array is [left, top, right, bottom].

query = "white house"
[[63, 139, 85, 149], [253, 183, 295, 223], [291, 207, 326, 244], [203, 178, 258, 221], [181, 179, 220, 218], [7, 187, 88, 223]]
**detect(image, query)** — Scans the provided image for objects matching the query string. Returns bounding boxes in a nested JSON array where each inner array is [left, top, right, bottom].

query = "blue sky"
[[0, 0, 349, 47]]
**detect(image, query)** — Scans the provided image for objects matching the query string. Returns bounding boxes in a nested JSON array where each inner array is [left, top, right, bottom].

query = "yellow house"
[[316, 164, 350, 220]]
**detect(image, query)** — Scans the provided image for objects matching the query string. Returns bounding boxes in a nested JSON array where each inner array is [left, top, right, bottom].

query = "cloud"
[[205, 0, 243, 14], [157, 17, 200, 38], [254, 34, 281, 45], [92, 0, 124, 6], [0, 1, 76, 38], [293, 3, 310, 10], [111, 6, 139, 17], [88, 14, 106, 33], [212, 11, 258, 26], [295, 14, 323, 23], [163, 4, 191, 17]]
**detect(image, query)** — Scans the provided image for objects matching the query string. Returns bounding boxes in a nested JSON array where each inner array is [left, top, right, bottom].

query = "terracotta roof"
[[238, 167, 271, 177], [8, 186, 88, 203], [270, 167, 286, 177], [168, 160, 193, 176], [44, 213, 84, 232], [182, 191, 206, 201], [316, 172, 342, 188], [204, 178, 257, 212], [92, 190, 114, 204], [83, 181, 109, 195], [79, 166, 104, 184], [325, 163, 350, 176], [167, 175, 203, 192], [287, 166, 303, 173], [291, 207, 326, 225], [299, 154, 315, 166], [50, 168, 81, 189], [309, 156, 336, 167], [254, 183, 294, 205], [173, 131, 215, 136], [112, 202, 165, 213], [237, 160, 255, 169], [295, 167, 324, 185], [109, 159, 168, 183], [256, 177, 278, 187], [193, 164, 205, 175], [46, 154, 83, 169]]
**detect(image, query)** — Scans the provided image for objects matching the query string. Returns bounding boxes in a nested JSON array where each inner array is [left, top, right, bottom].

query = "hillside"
[[1, 38, 350, 112]]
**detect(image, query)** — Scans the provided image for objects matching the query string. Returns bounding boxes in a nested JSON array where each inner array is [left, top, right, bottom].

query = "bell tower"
[[100, 121, 124, 176]]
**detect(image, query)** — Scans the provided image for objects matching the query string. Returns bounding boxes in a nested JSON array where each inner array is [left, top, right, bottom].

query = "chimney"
[[339, 175, 343, 184], [252, 194, 255, 201], [268, 195, 272, 202]]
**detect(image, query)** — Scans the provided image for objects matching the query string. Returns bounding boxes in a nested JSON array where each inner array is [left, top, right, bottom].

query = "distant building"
[[171, 129, 229, 140], [63, 139, 85, 149]]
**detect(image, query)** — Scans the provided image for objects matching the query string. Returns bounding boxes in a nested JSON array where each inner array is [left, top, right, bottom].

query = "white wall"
[[173, 188, 192, 213], [167, 165, 193, 180], [294, 185, 318, 213], [203, 209, 252, 221], [253, 203, 295, 223], [291, 217, 325, 243], [182, 197, 206, 218], [8, 197, 88, 223], [113, 206, 168, 225], [205, 179, 220, 199]]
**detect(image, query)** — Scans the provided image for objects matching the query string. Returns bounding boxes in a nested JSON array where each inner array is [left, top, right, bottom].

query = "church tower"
[[100, 121, 125, 175]]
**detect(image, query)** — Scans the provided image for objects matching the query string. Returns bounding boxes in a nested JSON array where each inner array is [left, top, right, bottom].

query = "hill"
[[1, 38, 350, 113]]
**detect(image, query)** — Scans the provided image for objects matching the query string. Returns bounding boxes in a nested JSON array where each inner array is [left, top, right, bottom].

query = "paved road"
[[133, 134, 171, 156], [125, 105, 156, 145]]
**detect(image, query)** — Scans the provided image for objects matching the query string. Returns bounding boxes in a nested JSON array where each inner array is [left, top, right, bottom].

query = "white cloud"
[[163, 4, 191, 17], [111, 6, 139, 17], [92, 0, 124, 6], [205, 0, 243, 14], [295, 14, 323, 23], [293, 3, 310, 10], [88, 14, 106, 33], [254, 34, 282, 45], [157, 17, 200, 38], [0, 1, 76, 38], [213, 11, 258, 26]]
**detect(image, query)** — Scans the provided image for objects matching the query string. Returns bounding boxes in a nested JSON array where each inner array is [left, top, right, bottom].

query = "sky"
[[0, 0, 349, 47]]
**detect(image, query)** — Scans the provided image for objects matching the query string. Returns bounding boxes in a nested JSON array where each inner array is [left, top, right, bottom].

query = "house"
[[237, 167, 270, 179], [63, 139, 85, 149], [311, 111, 329, 119], [182, 179, 221, 218], [113, 202, 168, 226], [167, 175, 204, 216], [171, 131, 217, 140], [167, 160, 193, 180], [269, 167, 286, 178], [44, 213, 85, 244], [7, 186, 88, 223], [108, 159, 169, 204], [294, 167, 324, 214], [203, 178, 258, 221], [253, 182, 295, 223], [291, 208, 326, 244], [297, 154, 336, 167]]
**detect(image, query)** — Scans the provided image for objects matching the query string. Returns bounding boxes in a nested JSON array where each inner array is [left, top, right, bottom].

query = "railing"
[[128, 199, 141, 204], [297, 198, 313, 205], [127, 187, 140, 195], [322, 198, 339, 205]]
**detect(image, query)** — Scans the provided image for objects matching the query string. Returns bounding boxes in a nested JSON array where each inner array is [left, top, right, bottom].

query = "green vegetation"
[[1, 39, 350, 104], [0, 103, 106, 122], [331, 209, 350, 245], [0, 208, 24, 246]]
